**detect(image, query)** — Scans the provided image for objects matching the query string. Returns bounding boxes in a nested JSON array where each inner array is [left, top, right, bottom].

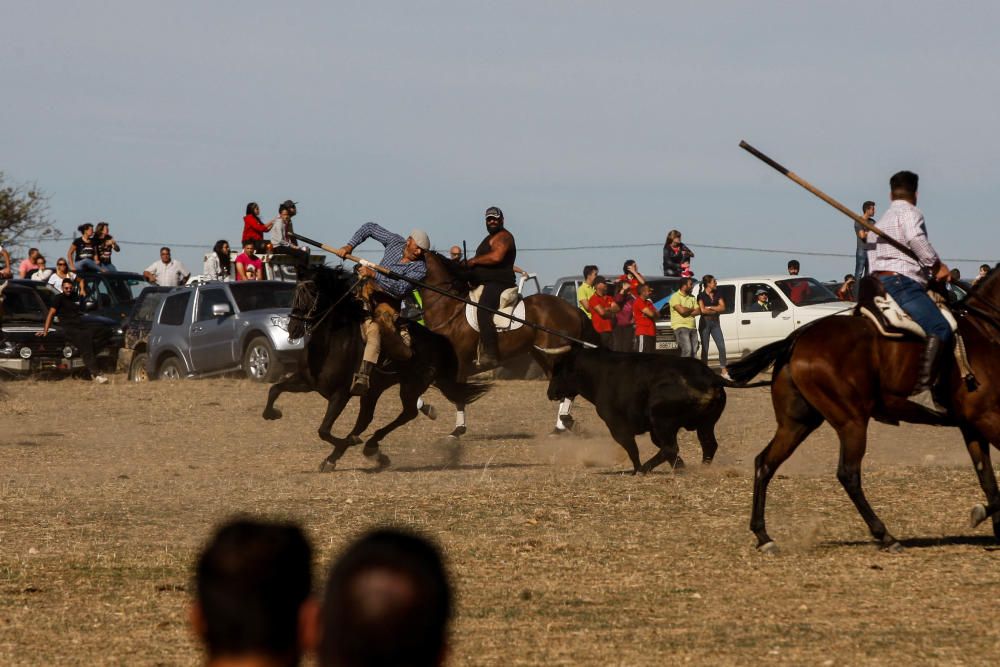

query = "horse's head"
[[288, 265, 365, 338], [423, 251, 468, 294]]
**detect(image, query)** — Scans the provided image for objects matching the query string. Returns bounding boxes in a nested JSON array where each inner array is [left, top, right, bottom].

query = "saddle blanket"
[[465, 285, 525, 332], [859, 292, 957, 339]]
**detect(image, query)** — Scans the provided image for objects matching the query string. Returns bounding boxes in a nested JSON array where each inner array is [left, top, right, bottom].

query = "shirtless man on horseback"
[[335, 223, 430, 396], [869, 170, 952, 415], [464, 206, 516, 368]]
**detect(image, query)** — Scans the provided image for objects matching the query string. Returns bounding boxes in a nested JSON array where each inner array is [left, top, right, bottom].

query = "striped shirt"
[[867, 199, 940, 286], [346, 222, 427, 298]]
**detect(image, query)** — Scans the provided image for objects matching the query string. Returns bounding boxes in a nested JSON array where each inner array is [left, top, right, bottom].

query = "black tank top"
[[471, 231, 516, 286]]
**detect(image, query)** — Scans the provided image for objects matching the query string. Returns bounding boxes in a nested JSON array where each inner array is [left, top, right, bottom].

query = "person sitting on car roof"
[[94, 222, 120, 272]]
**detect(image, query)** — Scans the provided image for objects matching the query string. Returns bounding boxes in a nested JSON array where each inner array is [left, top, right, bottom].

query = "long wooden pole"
[[738, 140, 920, 263], [291, 232, 597, 349]]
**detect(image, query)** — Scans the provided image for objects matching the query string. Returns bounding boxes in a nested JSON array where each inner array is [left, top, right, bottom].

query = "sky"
[[3, 2, 999, 287]]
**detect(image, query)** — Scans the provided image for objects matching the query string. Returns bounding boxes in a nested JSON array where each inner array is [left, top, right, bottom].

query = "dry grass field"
[[2, 376, 1000, 665]]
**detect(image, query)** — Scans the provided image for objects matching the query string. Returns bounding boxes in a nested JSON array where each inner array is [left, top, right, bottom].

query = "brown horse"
[[418, 251, 595, 436], [728, 273, 1000, 552]]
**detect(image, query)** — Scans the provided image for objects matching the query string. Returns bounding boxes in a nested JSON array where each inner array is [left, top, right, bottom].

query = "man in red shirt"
[[587, 276, 618, 349], [633, 282, 657, 353], [235, 240, 264, 281]]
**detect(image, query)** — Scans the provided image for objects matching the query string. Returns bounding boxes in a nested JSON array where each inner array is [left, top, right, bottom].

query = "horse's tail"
[[726, 336, 797, 385]]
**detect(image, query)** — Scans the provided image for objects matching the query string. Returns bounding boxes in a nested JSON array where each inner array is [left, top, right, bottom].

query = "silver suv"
[[146, 281, 303, 382]]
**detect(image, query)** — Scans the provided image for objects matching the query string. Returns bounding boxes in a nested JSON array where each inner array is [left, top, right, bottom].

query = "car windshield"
[[774, 278, 839, 306], [124, 278, 151, 301], [2, 289, 47, 321], [229, 282, 295, 311]]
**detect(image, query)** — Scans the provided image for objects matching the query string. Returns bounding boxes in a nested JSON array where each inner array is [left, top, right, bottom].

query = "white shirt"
[[867, 199, 940, 286], [145, 259, 190, 286], [48, 271, 76, 290], [270, 216, 295, 247], [31, 268, 54, 282]]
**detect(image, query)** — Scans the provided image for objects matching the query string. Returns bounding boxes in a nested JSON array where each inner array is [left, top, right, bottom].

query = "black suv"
[[77, 271, 154, 321], [0, 283, 119, 375]]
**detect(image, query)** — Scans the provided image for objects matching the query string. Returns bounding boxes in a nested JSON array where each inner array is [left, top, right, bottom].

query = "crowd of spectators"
[[191, 518, 452, 667]]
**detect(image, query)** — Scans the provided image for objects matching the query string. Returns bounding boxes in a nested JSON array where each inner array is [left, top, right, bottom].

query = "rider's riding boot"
[[477, 345, 499, 369], [908, 335, 947, 416], [350, 361, 374, 396]]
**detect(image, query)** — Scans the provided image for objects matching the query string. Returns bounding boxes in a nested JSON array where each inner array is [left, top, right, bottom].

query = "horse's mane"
[[424, 251, 470, 296], [963, 268, 1000, 306], [289, 265, 366, 338]]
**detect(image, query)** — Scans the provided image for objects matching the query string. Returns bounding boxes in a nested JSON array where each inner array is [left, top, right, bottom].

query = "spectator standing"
[[204, 240, 233, 282], [36, 278, 110, 383], [697, 274, 729, 378], [48, 259, 77, 291], [836, 274, 856, 301], [29, 256, 54, 282], [577, 265, 598, 319], [0, 242, 11, 278], [235, 240, 264, 281], [633, 282, 658, 353], [449, 245, 462, 261], [68, 224, 102, 273], [319, 529, 451, 667], [662, 230, 694, 277], [854, 201, 875, 297], [191, 518, 318, 667], [94, 222, 120, 272], [785, 259, 811, 304], [17, 247, 40, 278], [974, 263, 991, 286], [618, 259, 646, 289], [587, 276, 618, 348], [144, 247, 190, 286], [611, 279, 636, 352], [242, 202, 274, 253], [669, 276, 700, 358]]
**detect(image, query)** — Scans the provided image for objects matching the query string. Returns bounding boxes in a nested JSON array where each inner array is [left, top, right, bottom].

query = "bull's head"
[[545, 346, 581, 401]]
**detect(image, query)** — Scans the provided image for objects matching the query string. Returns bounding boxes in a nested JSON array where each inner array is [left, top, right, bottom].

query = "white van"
[[694, 275, 852, 363]]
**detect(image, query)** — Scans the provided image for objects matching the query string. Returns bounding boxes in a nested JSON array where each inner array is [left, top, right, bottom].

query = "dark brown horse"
[[728, 273, 1000, 552], [418, 251, 595, 436]]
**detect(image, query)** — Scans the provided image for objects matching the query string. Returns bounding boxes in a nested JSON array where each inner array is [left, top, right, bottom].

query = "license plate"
[[656, 341, 678, 350]]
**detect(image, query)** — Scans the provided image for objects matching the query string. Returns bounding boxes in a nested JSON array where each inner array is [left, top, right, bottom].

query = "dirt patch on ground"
[[2, 376, 999, 664]]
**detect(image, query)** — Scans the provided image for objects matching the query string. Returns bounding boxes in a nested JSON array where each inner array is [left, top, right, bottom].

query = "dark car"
[[77, 271, 154, 321], [116, 285, 176, 382], [7, 278, 59, 307], [0, 283, 119, 375]]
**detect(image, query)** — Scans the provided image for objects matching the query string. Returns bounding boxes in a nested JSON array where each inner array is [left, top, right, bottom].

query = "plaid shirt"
[[867, 199, 940, 286], [346, 222, 427, 298]]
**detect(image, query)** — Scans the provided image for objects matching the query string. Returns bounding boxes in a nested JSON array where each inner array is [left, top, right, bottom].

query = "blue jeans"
[[676, 327, 699, 358], [99, 262, 117, 272], [878, 274, 952, 343], [700, 318, 727, 368], [76, 258, 103, 273], [853, 247, 868, 298]]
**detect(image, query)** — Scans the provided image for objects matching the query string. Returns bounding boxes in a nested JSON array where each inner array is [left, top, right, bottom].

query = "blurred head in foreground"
[[191, 518, 317, 667], [320, 528, 452, 667]]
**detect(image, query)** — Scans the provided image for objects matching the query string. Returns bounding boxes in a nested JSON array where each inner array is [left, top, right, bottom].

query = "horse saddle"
[[465, 285, 525, 332], [856, 276, 958, 339]]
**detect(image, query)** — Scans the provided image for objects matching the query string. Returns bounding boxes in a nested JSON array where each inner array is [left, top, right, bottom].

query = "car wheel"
[[158, 356, 184, 381], [129, 352, 149, 383], [243, 336, 282, 383]]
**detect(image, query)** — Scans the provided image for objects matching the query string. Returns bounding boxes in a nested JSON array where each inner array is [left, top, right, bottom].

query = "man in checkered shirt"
[[868, 170, 952, 415]]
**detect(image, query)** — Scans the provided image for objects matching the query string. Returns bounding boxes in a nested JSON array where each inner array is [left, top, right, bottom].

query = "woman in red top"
[[617, 259, 646, 290], [633, 282, 658, 353], [242, 202, 274, 252], [587, 276, 618, 349]]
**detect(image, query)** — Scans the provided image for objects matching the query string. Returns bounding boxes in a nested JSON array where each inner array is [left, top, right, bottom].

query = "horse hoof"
[[672, 458, 686, 471], [882, 540, 904, 554], [318, 459, 337, 473], [757, 541, 779, 555], [559, 414, 574, 429], [547, 427, 569, 438], [262, 408, 282, 420], [448, 426, 466, 439], [970, 503, 989, 528], [346, 434, 363, 446], [374, 453, 391, 470], [420, 403, 438, 420], [362, 445, 380, 458]]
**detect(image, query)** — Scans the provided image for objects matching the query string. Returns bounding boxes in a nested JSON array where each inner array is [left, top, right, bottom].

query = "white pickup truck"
[[693, 275, 852, 363]]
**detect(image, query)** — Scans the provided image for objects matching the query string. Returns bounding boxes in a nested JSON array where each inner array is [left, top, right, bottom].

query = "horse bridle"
[[289, 276, 363, 334]]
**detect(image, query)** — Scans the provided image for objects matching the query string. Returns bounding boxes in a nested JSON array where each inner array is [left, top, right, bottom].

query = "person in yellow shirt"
[[576, 265, 598, 319], [668, 277, 701, 358]]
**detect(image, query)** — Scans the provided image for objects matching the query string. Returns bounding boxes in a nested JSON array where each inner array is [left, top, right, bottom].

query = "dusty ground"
[[2, 375, 999, 665]]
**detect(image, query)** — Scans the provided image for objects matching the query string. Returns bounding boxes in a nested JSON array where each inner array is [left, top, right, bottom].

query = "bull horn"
[[533, 344, 572, 355]]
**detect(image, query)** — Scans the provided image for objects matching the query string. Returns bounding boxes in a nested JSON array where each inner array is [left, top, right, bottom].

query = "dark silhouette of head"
[[192, 518, 315, 667], [890, 171, 919, 202], [319, 529, 451, 667]]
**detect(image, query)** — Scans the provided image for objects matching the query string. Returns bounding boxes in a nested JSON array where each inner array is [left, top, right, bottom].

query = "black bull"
[[546, 347, 758, 473]]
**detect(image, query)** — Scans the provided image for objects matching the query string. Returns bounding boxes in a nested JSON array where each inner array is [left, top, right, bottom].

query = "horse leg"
[[346, 390, 382, 447], [833, 421, 901, 551], [317, 390, 352, 447], [751, 368, 823, 552], [361, 383, 423, 471], [640, 422, 682, 473], [262, 372, 310, 420], [449, 401, 467, 438], [962, 425, 1000, 540]]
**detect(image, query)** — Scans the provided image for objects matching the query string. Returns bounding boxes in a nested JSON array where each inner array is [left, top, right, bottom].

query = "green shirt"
[[577, 282, 595, 319], [669, 290, 697, 329]]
